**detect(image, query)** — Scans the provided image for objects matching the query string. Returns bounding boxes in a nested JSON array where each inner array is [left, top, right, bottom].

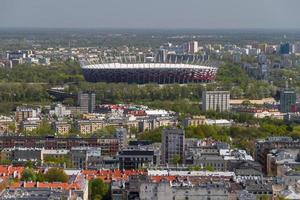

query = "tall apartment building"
[[15, 107, 39, 122], [280, 90, 296, 113], [187, 41, 199, 54], [77, 91, 96, 113], [49, 104, 71, 118], [201, 91, 230, 112], [161, 128, 185, 165]]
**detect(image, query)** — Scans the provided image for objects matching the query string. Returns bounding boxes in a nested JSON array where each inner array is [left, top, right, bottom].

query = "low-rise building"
[[15, 107, 40, 122], [69, 147, 101, 169], [266, 149, 300, 176], [140, 179, 231, 200], [205, 119, 233, 126], [49, 103, 71, 118], [0, 136, 119, 156], [118, 147, 155, 170], [183, 115, 206, 128], [256, 137, 300, 173], [52, 121, 70, 135], [21, 118, 41, 132], [76, 119, 105, 135], [0, 116, 15, 135], [0, 188, 72, 200]]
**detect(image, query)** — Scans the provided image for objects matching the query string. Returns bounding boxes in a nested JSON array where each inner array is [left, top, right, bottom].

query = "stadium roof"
[[81, 63, 217, 70]]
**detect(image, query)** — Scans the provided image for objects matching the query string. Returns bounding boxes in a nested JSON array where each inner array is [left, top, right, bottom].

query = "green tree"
[[171, 155, 181, 165], [89, 178, 109, 200], [204, 165, 214, 172], [44, 168, 69, 183], [8, 123, 16, 133], [36, 172, 45, 182], [21, 168, 36, 182], [24, 160, 35, 169], [36, 120, 55, 136], [0, 159, 11, 165]]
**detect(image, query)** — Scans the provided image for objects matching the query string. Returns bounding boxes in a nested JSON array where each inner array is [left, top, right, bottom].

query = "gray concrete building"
[[77, 91, 96, 113], [139, 180, 230, 200], [202, 91, 230, 112], [161, 128, 185, 165]]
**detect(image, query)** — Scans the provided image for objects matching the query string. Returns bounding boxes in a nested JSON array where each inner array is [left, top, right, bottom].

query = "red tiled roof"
[[81, 169, 145, 182]]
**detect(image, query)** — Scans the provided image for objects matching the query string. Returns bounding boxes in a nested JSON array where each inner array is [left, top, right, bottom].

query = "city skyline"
[[0, 0, 300, 29]]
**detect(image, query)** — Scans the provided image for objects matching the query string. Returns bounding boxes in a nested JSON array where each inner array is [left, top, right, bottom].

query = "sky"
[[0, 0, 299, 29]]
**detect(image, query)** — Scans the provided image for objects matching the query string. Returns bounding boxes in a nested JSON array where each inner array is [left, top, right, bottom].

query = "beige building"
[[77, 120, 105, 135], [15, 107, 39, 122], [21, 118, 41, 132], [138, 117, 178, 132], [183, 116, 206, 128], [53, 121, 71, 135], [0, 116, 16, 134]]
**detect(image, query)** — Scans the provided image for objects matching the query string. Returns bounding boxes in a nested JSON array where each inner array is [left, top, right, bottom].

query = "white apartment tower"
[[202, 91, 230, 112]]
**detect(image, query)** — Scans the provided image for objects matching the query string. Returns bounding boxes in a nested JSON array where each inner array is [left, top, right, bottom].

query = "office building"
[[161, 128, 185, 165], [118, 148, 155, 170], [279, 43, 290, 55], [77, 91, 96, 113], [202, 91, 230, 112], [280, 90, 296, 113]]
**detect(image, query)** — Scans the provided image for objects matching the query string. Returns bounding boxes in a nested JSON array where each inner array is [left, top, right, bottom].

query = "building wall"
[[161, 129, 185, 165], [202, 91, 230, 112], [280, 90, 296, 113], [140, 181, 229, 200]]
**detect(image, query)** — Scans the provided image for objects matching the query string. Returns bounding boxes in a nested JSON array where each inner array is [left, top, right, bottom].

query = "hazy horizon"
[[0, 0, 300, 29]]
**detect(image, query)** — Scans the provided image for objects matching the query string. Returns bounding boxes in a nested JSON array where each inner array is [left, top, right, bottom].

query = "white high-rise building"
[[292, 42, 300, 55], [188, 41, 199, 54], [50, 104, 71, 118], [202, 91, 230, 112]]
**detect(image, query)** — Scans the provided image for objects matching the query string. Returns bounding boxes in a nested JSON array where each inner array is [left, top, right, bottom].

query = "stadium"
[[80, 59, 218, 84]]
